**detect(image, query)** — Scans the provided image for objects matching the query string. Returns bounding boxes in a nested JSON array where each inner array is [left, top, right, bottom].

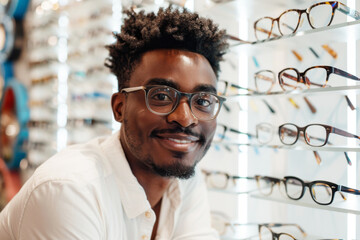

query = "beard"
[[122, 118, 212, 180]]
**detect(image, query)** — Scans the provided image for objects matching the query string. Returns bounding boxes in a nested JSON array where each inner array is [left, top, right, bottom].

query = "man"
[[0, 6, 228, 240]]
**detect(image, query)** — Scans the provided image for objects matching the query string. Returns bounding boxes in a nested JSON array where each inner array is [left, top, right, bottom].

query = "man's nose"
[[166, 98, 198, 127]]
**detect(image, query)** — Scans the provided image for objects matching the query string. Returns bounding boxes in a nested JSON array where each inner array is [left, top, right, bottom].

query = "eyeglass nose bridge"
[[171, 91, 198, 119]]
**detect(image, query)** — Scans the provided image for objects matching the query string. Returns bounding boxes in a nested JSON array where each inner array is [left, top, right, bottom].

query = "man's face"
[[112, 49, 218, 179]]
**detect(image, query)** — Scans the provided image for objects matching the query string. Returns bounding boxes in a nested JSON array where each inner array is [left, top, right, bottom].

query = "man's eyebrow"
[[194, 85, 217, 94], [145, 78, 217, 94], [145, 78, 178, 88]]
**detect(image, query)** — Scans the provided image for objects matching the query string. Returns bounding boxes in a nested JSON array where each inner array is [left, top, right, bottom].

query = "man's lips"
[[152, 132, 201, 152]]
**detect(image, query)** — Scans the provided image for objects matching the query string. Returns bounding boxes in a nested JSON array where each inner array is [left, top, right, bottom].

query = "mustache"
[[151, 127, 203, 140]]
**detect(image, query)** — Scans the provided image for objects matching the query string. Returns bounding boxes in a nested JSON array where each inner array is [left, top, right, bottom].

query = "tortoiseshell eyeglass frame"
[[278, 65, 360, 91], [201, 169, 255, 189], [254, 1, 360, 40], [278, 123, 360, 147]]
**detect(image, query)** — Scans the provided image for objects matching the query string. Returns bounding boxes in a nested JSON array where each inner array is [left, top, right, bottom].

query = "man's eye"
[[196, 98, 211, 107], [152, 93, 171, 101]]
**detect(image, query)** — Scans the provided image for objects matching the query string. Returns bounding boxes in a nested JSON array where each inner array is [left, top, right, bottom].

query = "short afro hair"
[[105, 5, 229, 90]]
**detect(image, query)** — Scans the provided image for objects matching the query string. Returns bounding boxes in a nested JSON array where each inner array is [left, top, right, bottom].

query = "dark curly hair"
[[105, 5, 229, 90]]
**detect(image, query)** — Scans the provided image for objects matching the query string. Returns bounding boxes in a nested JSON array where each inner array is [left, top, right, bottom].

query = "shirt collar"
[[100, 131, 182, 218]]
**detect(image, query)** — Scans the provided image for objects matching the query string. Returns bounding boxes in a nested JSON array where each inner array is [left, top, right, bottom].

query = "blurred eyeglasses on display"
[[278, 65, 360, 91], [201, 169, 255, 190], [254, 1, 360, 40], [278, 123, 360, 147], [211, 212, 307, 239]]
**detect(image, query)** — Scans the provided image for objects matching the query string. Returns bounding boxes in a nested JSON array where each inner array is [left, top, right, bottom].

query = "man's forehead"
[[129, 49, 217, 89]]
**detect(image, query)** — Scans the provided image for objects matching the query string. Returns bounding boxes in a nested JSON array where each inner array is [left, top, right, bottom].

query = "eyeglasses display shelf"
[[250, 187, 360, 215], [214, 141, 360, 153], [231, 19, 360, 55], [225, 85, 360, 100]]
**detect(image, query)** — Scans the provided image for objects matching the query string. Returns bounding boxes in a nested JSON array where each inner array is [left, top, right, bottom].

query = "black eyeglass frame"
[[283, 176, 360, 205], [121, 85, 226, 121]]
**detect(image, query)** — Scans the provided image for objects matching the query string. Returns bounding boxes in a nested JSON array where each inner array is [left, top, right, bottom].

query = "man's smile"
[[152, 132, 201, 152]]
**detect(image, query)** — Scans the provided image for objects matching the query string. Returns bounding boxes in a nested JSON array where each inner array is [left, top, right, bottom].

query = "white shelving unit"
[[200, 0, 360, 239]]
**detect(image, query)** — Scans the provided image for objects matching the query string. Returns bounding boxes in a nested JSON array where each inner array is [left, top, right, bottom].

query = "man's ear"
[[111, 92, 125, 123]]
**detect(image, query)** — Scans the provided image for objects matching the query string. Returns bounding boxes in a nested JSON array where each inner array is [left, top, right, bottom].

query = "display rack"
[[202, 0, 360, 238]]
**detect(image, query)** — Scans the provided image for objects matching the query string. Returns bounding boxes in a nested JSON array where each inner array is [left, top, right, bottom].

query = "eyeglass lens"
[[254, 70, 276, 93], [256, 177, 281, 195], [207, 172, 229, 189], [256, 123, 274, 144], [279, 124, 327, 146], [146, 86, 221, 120]]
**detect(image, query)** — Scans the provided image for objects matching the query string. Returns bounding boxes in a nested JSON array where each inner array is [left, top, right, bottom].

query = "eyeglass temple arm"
[[344, 152, 353, 166], [340, 185, 360, 196], [225, 34, 252, 44], [232, 176, 256, 180], [255, 26, 280, 38], [229, 128, 256, 138], [121, 86, 145, 93], [263, 223, 307, 236], [230, 82, 257, 93], [255, 73, 274, 83], [331, 127, 360, 141], [344, 95, 356, 110], [332, 67, 360, 81], [262, 99, 276, 114], [313, 151, 322, 165], [337, 2, 360, 20]]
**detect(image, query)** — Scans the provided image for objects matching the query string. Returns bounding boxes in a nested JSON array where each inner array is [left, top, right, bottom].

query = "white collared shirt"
[[0, 131, 219, 240]]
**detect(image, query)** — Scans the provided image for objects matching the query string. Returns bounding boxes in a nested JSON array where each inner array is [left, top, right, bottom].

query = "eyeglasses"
[[255, 175, 357, 206], [201, 169, 255, 189], [254, 70, 317, 113], [217, 80, 276, 114], [255, 175, 285, 196], [283, 176, 360, 205], [121, 85, 226, 121], [211, 213, 307, 239], [258, 223, 307, 240], [255, 66, 356, 111], [254, 1, 360, 40], [278, 123, 360, 147], [278, 65, 360, 91], [255, 122, 275, 144]]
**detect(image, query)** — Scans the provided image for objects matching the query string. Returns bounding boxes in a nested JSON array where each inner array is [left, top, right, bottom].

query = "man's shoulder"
[[32, 135, 112, 187]]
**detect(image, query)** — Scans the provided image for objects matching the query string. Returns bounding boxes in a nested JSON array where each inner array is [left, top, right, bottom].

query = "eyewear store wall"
[[0, 0, 359, 239]]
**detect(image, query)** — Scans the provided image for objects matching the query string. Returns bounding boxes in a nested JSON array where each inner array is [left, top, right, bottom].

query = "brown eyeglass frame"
[[254, 1, 360, 40], [278, 65, 360, 90], [278, 123, 360, 147]]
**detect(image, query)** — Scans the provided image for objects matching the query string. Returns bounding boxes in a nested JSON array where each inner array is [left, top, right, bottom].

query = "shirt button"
[[141, 234, 148, 240], [145, 211, 151, 219]]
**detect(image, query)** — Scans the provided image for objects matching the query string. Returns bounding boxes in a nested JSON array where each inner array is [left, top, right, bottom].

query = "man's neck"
[[133, 167, 172, 208]]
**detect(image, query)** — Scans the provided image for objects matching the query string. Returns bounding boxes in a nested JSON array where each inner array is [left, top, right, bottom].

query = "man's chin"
[[149, 161, 196, 179]]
